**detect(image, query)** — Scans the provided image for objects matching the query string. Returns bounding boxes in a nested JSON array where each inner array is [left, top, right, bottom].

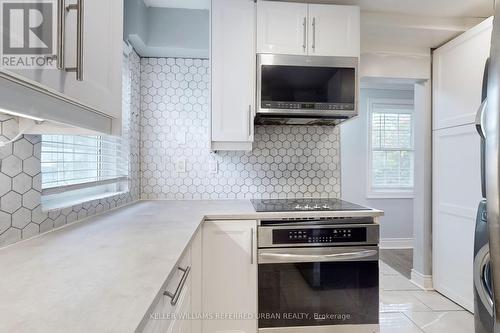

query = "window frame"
[[366, 97, 415, 199]]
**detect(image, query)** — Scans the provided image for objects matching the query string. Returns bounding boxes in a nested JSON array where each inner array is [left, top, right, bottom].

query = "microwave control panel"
[[272, 227, 367, 245], [261, 101, 355, 111]]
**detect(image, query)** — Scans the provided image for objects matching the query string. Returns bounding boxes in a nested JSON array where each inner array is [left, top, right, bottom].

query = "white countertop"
[[0, 200, 383, 333]]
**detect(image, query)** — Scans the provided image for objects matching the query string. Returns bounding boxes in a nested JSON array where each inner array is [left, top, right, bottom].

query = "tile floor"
[[379, 261, 474, 333]]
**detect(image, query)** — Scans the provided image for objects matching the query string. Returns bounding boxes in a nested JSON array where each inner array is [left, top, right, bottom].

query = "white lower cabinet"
[[141, 221, 257, 333], [202, 220, 258, 333], [142, 235, 198, 333], [190, 229, 203, 333]]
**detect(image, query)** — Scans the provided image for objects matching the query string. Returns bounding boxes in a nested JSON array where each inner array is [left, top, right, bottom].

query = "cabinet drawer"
[[141, 295, 167, 333], [167, 279, 191, 333], [141, 249, 192, 333]]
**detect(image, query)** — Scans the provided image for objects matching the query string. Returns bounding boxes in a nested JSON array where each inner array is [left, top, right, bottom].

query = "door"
[[202, 220, 257, 333], [256, 1, 308, 55], [308, 4, 360, 57], [63, 0, 123, 123], [258, 246, 379, 329], [6, 0, 123, 130], [257, 54, 357, 117], [211, 0, 255, 150], [433, 18, 492, 130], [433, 124, 482, 311]]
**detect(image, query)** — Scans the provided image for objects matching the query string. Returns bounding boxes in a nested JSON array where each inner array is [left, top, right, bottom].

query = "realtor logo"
[[1, 0, 56, 68]]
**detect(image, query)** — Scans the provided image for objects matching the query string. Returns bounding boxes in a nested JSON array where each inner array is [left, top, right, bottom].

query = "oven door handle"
[[259, 249, 378, 263]]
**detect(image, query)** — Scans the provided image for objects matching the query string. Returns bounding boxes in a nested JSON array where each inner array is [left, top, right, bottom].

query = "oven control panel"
[[272, 227, 367, 245]]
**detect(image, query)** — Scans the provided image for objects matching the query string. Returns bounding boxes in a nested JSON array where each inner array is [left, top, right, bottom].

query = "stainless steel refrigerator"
[[482, 4, 500, 332], [474, 57, 493, 333]]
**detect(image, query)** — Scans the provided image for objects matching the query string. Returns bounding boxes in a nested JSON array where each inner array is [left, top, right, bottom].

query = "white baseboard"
[[380, 238, 413, 249], [411, 269, 434, 291]]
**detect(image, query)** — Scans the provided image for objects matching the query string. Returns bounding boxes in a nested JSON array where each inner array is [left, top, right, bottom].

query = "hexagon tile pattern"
[[140, 57, 341, 200], [0, 51, 142, 248]]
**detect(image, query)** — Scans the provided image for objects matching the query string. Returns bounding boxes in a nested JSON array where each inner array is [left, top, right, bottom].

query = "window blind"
[[370, 103, 414, 191], [41, 135, 129, 190]]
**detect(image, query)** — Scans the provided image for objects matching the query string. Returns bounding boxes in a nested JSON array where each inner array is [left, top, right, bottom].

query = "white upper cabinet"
[[211, 0, 255, 151], [257, 1, 360, 57], [257, 1, 308, 55], [308, 4, 360, 57], [0, 0, 123, 135], [433, 17, 492, 130], [62, 0, 123, 124]]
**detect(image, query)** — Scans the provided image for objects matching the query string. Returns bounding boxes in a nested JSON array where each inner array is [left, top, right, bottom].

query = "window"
[[40, 52, 131, 209], [41, 135, 128, 189], [40, 134, 129, 208], [368, 98, 414, 197]]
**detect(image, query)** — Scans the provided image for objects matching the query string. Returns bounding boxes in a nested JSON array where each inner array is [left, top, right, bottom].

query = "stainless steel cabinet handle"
[[164, 266, 191, 306], [250, 227, 254, 264], [65, 0, 84, 81], [259, 249, 378, 262], [312, 17, 316, 51], [302, 17, 307, 52], [56, 0, 65, 69]]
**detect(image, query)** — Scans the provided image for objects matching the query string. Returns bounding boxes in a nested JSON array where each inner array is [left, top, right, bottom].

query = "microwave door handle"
[[302, 17, 307, 52], [312, 17, 316, 51], [259, 249, 378, 263]]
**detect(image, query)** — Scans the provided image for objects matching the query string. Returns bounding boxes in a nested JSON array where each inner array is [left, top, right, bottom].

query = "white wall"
[[360, 52, 431, 81], [341, 88, 415, 246], [124, 0, 209, 58]]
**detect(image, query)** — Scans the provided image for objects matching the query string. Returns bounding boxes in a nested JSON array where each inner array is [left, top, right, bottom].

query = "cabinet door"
[[308, 4, 360, 57], [211, 0, 255, 150], [63, 0, 123, 126], [167, 273, 191, 333], [202, 220, 257, 333], [4, 0, 123, 133], [190, 230, 202, 333], [433, 18, 492, 130], [256, 1, 308, 55], [432, 124, 481, 311]]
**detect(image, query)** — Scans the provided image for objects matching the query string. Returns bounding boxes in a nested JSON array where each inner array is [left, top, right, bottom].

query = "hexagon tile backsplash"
[[0, 54, 341, 248], [0, 52, 141, 247], [140, 57, 341, 200]]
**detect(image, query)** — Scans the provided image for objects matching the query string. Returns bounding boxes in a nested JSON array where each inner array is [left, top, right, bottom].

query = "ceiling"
[[143, 0, 494, 17], [141, 0, 494, 55], [279, 0, 494, 18], [143, 0, 209, 10]]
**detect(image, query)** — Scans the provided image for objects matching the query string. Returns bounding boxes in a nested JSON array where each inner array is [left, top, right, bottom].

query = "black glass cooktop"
[[251, 198, 370, 212]]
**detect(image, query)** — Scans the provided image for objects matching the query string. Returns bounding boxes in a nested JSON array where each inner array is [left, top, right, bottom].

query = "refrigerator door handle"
[[476, 99, 488, 139], [486, 8, 500, 331]]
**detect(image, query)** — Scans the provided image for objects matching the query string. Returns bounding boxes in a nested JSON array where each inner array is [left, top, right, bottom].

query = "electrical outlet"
[[209, 160, 218, 174], [175, 159, 186, 173]]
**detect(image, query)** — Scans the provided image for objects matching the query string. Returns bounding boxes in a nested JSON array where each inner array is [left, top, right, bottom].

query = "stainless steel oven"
[[256, 54, 358, 126], [257, 221, 379, 333]]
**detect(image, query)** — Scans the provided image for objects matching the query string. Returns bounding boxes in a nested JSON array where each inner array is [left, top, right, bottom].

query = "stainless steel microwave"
[[256, 54, 358, 125]]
